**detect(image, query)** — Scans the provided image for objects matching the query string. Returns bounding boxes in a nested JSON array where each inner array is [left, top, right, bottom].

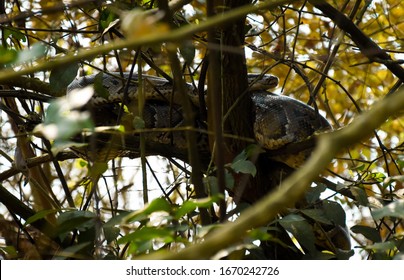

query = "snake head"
[[248, 74, 279, 91]]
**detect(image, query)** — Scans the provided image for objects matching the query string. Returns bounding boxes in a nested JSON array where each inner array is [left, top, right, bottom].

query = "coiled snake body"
[[67, 72, 331, 168]]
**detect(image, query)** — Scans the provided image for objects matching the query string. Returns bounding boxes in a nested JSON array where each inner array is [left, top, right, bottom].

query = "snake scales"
[[67, 72, 331, 168]]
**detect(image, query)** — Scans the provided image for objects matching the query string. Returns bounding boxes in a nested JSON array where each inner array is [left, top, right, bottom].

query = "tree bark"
[[206, 0, 257, 202]]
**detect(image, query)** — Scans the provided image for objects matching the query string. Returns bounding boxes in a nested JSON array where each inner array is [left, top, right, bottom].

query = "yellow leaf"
[[120, 10, 170, 39]]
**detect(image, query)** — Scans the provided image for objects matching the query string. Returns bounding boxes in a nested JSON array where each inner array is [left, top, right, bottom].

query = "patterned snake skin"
[[67, 72, 331, 168]]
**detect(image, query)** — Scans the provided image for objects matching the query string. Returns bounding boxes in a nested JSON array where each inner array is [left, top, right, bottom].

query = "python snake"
[[67, 72, 331, 168]]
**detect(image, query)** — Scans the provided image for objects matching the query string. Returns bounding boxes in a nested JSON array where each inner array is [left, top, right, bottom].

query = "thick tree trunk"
[[206, 1, 301, 259], [207, 0, 256, 202]]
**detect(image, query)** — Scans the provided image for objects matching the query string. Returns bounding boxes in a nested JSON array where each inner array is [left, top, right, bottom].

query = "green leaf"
[[37, 90, 94, 142], [305, 183, 327, 204], [65, 86, 95, 109], [225, 170, 235, 189], [204, 176, 219, 194], [397, 155, 404, 169], [3, 27, 27, 42], [133, 116, 145, 129], [48, 114, 93, 141], [103, 225, 120, 243], [279, 214, 317, 254], [89, 162, 108, 177], [174, 196, 219, 219], [232, 145, 263, 164], [0, 246, 18, 258], [369, 171, 386, 182], [56, 210, 96, 236], [248, 227, 272, 241], [231, 159, 257, 177], [117, 227, 173, 245], [142, 197, 172, 214], [127, 239, 153, 255], [300, 209, 332, 225], [244, 23, 253, 36], [365, 241, 396, 252], [351, 186, 369, 206], [372, 200, 404, 220], [94, 72, 110, 98], [50, 63, 79, 93], [99, 8, 119, 31], [53, 242, 92, 260], [42, 100, 62, 125], [204, 173, 235, 193], [352, 163, 365, 171], [322, 200, 347, 227], [244, 144, 265, 158], [0, 47, 18, 65], [15, 43, 46, 64], [351, 225, 381, 242], [179, 42, 195, 65], [107, 198, 172, 226], [24, 209, 59, 226], [233, 149, 248, 162], [104, 210, 131, 227], [78, 158, 88, 168]]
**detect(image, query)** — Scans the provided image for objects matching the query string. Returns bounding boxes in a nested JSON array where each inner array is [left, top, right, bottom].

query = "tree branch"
[[0, 183, 59, 240], [0, 0, 295, 83], [308, 0, 404, 82]]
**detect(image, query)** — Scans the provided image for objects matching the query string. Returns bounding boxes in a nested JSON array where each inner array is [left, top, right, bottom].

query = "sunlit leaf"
[[117, 227, 173, 244], [24, 209, 59, 226], [0, 47, 18, 65], [365, 241, 396, 252], [89, 162, 108, 177], [279, 214, 316, 255], [15, 43, 46, 64], [0, 246, 17, 258], [106, 198, 172, 226], [372, 200, 404, 220], [248, 227, 273, 241], [66, 86, 94, 109], [174, 196, 220, 219], [120, 9, 169, 38], [35, 87, 94, 143]]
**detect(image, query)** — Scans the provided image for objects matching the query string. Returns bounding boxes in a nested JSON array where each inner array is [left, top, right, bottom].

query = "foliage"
[[0, 0, 403, 260]]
